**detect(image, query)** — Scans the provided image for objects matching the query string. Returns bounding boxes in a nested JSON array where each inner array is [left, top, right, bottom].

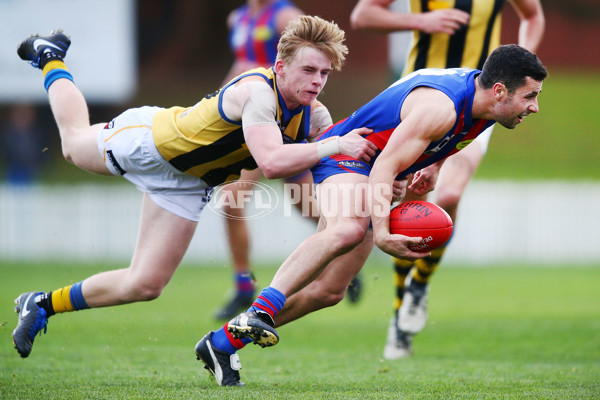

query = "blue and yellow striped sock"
[[36, 281, 90, 316], [42, 60, 73, 91]]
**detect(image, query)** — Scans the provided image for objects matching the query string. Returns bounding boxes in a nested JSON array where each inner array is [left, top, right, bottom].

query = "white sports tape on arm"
[[317, 136, 340, 159], [241, 81, 278, 130]]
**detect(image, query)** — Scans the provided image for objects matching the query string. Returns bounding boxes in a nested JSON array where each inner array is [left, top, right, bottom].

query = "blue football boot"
[[12, 291, 49, 358], [17, 29, 71, 69]]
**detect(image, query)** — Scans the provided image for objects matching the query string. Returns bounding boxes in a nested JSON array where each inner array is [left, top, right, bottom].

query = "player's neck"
[[471, 77, 493, 120]]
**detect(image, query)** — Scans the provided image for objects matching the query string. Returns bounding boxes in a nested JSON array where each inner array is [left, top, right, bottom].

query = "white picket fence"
[[1, 181, 599, 266]]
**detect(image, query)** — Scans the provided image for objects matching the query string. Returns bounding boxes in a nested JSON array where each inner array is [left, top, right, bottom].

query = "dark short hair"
[[479, 44, 547, 93]]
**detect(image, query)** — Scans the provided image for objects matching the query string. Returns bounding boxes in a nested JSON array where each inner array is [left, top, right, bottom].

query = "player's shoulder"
[[275, 4, 304, 31], [310, 99, 327, 109], [227, 5, 246, 28]]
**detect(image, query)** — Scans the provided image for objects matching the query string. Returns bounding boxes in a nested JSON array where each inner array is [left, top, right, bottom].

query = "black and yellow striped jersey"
[[404, 0, 505, 74], [152, 67, 310, 186]]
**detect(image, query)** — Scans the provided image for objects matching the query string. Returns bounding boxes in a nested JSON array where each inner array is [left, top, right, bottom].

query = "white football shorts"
[[97, 106, 211, 221]]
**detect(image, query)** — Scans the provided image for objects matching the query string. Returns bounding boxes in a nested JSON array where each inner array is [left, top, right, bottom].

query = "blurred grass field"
[[1, 261, 598, 399], [476, 69, 600, 180]]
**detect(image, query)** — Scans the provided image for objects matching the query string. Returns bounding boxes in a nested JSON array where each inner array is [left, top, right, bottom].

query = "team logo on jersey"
[[206, 180, 280, 220], [338, 160, 366, 170], [424, 136, 452, 155], [456, 140, 473, 150]]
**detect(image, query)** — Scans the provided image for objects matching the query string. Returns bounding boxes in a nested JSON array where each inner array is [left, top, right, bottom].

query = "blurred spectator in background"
[[351, 0, 545, 360], [222, 0, 303, 83], [214, 0, 366, 321], [0, 104, 47, 185]]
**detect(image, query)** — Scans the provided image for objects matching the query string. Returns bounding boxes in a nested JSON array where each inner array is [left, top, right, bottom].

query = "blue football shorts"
[[311, 155, 372, 185]]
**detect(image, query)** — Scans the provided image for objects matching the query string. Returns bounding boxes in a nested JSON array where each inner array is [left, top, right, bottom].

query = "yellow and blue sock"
[[35, 281, 89, 316], [42, 60, 73, 91]]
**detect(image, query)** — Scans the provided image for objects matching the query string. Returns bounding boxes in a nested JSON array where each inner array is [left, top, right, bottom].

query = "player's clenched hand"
[[339, 128, 377, 162], [421, 9, 470, 35], [409, 163, 440, 195], [376, 233, 430, 262]]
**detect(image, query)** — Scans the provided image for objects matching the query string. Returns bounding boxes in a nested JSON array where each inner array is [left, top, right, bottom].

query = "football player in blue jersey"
[[351, 0, 545, 359], [196, 44, 547, 386]]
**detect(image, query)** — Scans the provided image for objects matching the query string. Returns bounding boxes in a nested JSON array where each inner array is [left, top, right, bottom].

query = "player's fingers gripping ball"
[[389, 200, 453, 252]]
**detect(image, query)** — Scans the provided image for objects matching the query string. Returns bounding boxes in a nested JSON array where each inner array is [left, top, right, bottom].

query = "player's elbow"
[[258, 158, 285, 180], [349, 9, 367, 31], [259, 162, 280, 180]]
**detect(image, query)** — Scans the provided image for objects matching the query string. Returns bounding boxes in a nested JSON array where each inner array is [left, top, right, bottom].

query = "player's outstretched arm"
[[338, 128, 377, 162], [350, 0, 470, 35], [239, 82, 377, 179]]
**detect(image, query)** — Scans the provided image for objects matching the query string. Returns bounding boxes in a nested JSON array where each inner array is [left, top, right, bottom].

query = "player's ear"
[[274, 59, 285, 77], [493, 82, 507, 100]]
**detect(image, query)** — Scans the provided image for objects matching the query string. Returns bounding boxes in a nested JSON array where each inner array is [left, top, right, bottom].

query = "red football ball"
[[389, 200, 453, 252]]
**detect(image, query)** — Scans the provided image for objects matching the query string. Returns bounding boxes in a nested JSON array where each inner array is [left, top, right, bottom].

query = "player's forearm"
[[512, 0, 545, 52], [518, 15, 545, 53], [368, 168, 395, 243], [258, 142, 321, 179], [350, 3, 421, 33], [258, 137, 342, 179]]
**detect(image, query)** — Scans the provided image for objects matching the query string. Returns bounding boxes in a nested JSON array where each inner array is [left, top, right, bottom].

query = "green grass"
[[1, 261, 598, 399], [476, 69, 600, 180]]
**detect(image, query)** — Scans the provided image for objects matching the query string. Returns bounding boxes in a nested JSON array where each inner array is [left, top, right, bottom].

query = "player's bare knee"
[[129, 281, 164, 302], [435, 186, 462, 211], [328, 222, 367, 253], [307, 282, 345, 308], [322, 289, 345, 307], [60, 146, 75, 164], [138, 287, 163, 301]]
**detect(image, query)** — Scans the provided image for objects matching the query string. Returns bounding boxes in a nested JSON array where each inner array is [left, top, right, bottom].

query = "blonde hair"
[[277, 15, 348, 71]]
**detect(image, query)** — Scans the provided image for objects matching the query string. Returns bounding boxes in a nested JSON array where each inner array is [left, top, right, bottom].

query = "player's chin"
[[498, 119, 519, 130], [301, 91, 319, 104]]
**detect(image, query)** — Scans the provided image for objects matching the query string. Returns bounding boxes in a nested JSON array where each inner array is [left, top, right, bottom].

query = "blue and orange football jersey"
[[229, 0, 295, 66]]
